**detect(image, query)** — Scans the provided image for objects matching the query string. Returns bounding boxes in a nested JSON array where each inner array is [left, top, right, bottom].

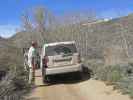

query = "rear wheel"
[[42, 67, 50, 84], [75, 71, 83, 79], [76, 66, 84, 79], [42, 75, 49, 83]]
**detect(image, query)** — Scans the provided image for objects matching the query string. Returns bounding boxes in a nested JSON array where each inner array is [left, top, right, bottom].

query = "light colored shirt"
[[28, 46, 37, 68]]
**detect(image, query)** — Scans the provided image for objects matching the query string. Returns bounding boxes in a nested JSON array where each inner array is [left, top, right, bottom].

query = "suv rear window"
[[45, 44, 77, 56]]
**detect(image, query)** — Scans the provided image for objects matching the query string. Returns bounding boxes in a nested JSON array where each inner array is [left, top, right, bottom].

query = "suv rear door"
[[45, 43, 79, 68]]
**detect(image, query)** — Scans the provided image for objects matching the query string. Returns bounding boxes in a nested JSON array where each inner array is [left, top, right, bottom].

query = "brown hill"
[[9, 14, 133, 58], [0, 36, 23, 72], [10, 31, 48, 48]]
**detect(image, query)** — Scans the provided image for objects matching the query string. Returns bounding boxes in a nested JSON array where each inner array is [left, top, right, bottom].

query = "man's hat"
[[31, 41, 37, 46]]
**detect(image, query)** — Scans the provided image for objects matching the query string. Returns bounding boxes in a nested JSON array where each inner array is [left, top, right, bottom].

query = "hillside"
[[9, 14, 133, 58], [0, 36, 3, 40], [1, 14, 133, 99], [10, 31, 48, 48], [0, 39, 12, 48], [0, 35, 27, 99], [0, 35, 24, 74], [47, 14, 133, 58], [0, 39, 23, 71], [89, 14, 133, 57]]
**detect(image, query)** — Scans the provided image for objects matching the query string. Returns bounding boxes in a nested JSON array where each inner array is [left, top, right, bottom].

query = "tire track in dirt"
[[25, 69, 132, 100]]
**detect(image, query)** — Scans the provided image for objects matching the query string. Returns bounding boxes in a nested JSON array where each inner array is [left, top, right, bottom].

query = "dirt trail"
[[26, 69, 132, 100]]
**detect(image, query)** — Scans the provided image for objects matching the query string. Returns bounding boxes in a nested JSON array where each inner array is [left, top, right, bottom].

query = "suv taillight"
[[43, 56, 49, 68], [78, 54, 81, 63]]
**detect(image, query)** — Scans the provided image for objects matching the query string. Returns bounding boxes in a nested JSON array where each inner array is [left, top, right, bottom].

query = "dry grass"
[[103, 45, 128, 65], [0, 42, 29, 99], [85, 59, 133, 98], [1, 13, 133, 99]]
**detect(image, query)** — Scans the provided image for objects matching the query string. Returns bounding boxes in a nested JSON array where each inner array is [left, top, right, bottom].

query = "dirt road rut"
[[26, 69, 132, 100]]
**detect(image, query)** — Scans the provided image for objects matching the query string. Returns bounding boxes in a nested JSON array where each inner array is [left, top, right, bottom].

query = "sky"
[[0, 0, 133, 38]]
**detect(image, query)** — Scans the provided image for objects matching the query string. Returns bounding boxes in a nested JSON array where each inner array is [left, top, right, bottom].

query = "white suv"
[[40, 41, 83, 82]]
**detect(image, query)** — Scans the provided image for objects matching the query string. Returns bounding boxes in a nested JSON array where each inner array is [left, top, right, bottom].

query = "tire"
[[42, 75, 49, 83], [75, 71, 83, 79], [42, 67, 49, 84], [77, 66, 84, 79]]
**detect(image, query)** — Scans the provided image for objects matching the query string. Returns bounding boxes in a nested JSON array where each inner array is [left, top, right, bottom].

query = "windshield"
[[45, 44, 77, 56]]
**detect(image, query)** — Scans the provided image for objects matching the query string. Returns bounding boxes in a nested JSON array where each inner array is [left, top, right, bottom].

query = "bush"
[[86, 60, 133, 98], [91, 65, 122, 82], [0, 41, 30, 99], [115, 75, 133, 98], [0, 65, 29, 99]]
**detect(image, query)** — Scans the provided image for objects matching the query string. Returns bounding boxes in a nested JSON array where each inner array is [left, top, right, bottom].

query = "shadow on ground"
[[25, 66, 93, 100], [36, 66, 93, 87]]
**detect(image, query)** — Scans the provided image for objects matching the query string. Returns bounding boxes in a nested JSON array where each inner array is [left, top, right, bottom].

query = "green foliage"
[[0, 65, 29, 100], [87, 60, 133, 98], [115, 76, 133, 98], [0, 45, 29, 99]]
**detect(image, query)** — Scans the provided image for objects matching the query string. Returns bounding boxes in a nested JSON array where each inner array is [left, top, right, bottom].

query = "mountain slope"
[[9, 14, 133, 57], [10, 31, 42, 48]]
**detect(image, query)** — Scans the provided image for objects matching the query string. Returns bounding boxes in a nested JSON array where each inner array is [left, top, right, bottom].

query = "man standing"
[[28, 41, 38, 84]]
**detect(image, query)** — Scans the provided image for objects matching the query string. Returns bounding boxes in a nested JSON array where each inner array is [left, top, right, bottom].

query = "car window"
[[45, 44, 77, 56]]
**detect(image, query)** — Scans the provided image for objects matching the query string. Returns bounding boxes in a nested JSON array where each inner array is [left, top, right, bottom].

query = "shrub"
[[87, 60, 133, 98], [0, 64, 29, 99], [115, 76, 133, 98], [94, 65, 122, 82]]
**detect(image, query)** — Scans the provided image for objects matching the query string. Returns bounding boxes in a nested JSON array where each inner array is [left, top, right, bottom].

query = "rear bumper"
[[45, 64, 82, 75]]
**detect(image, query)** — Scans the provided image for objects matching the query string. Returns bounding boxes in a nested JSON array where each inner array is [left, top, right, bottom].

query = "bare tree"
[[119, 23, 129, 58], [48, 11, 97, 58], [21, 14, 32, 31], [116, 11, 130, 58], [21, 6, 55, 44], [34, 7, 46, 43]]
